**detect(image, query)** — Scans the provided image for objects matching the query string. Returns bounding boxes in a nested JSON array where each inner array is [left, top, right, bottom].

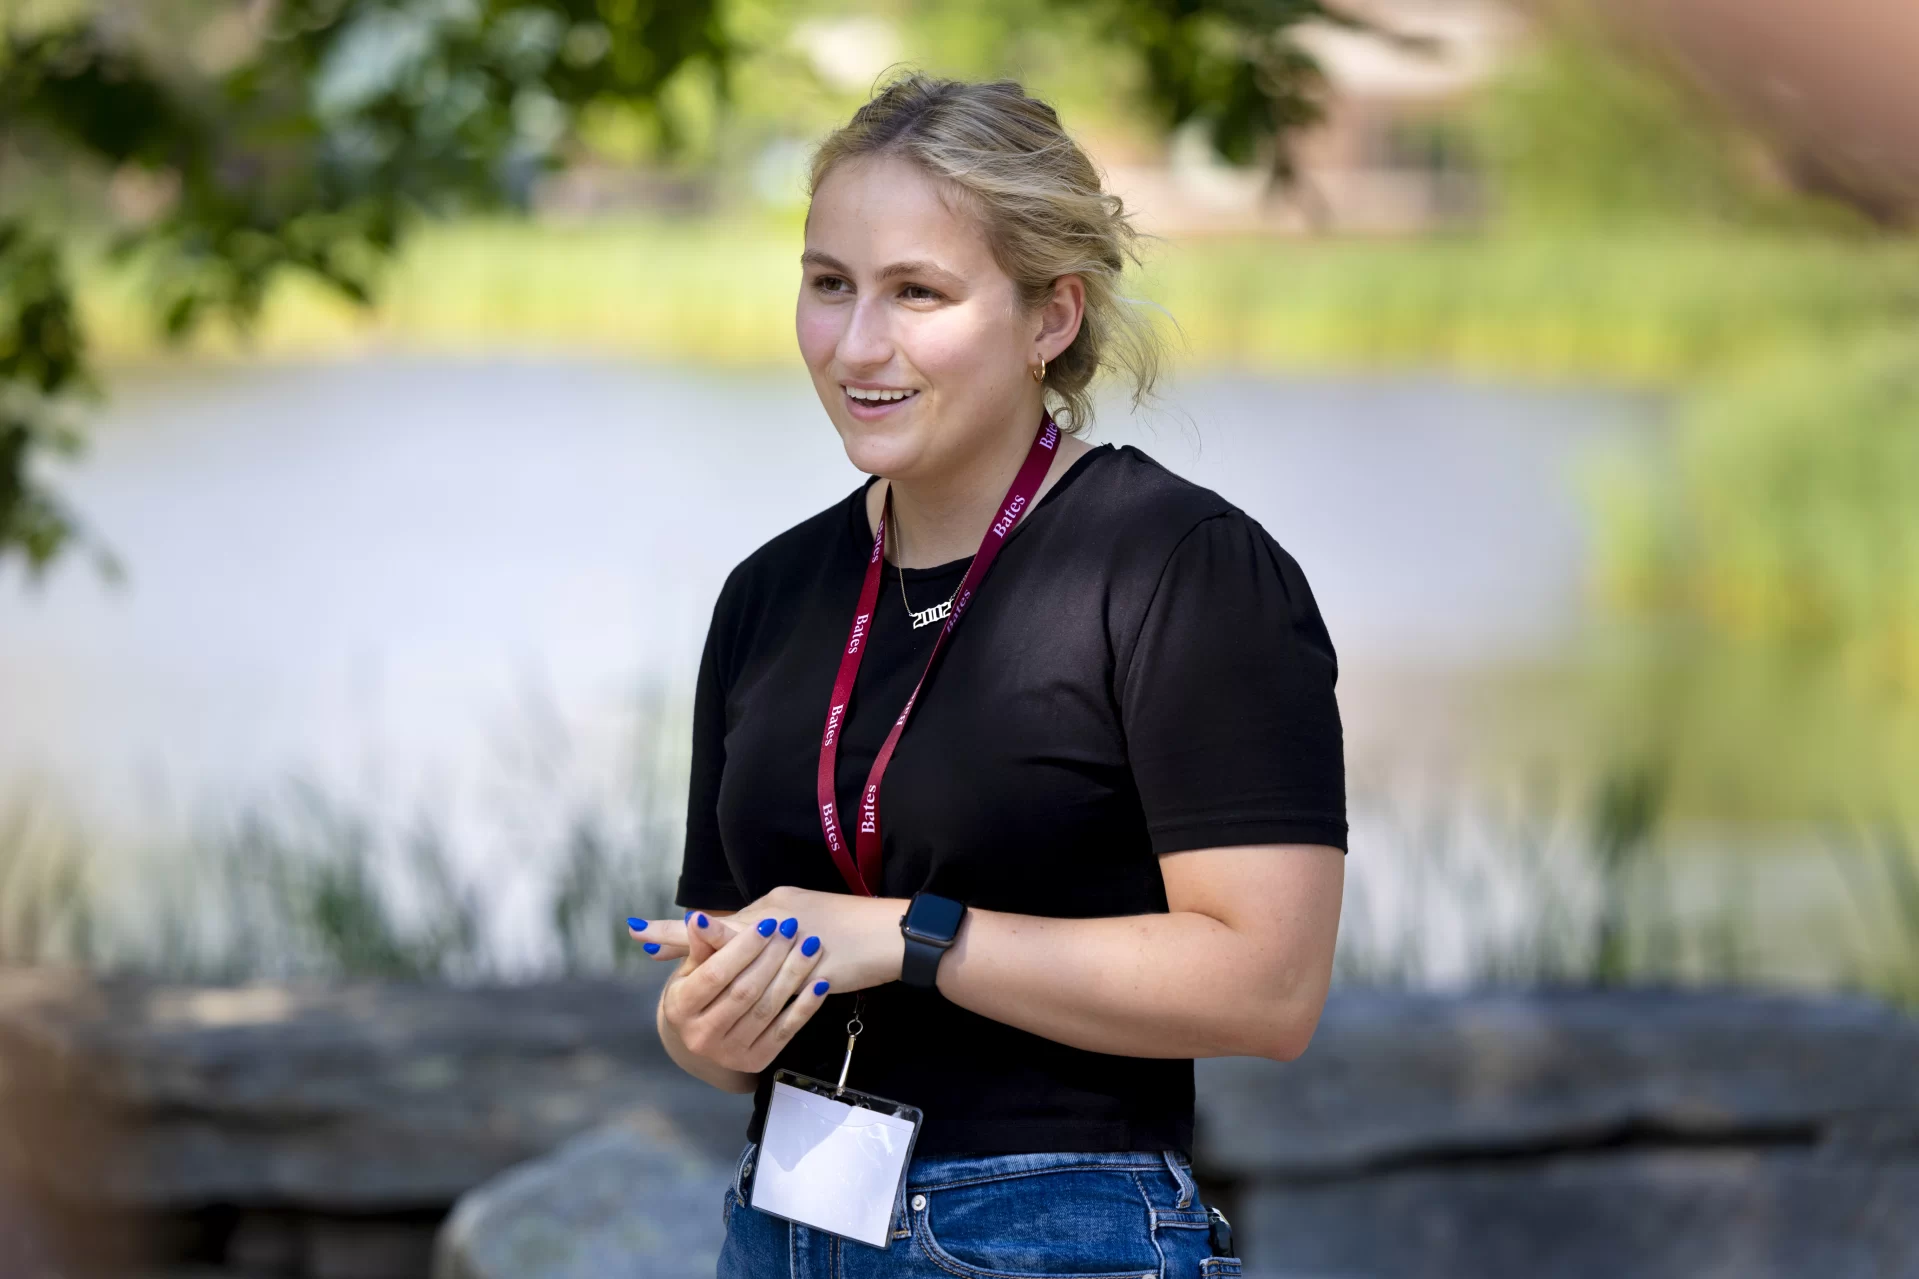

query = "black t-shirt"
[[674, 443, 1345, 1157]]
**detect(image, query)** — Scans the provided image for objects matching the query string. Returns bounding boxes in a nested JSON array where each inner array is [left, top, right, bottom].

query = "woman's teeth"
[[846, 388, 917, 402]]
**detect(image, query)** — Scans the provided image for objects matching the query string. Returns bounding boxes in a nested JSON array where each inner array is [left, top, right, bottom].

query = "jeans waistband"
[[906, 1147, 1188, 1181], [733, 1141, 1202, 1236]]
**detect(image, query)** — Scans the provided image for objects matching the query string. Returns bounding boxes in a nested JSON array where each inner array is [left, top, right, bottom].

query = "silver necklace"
[[888, 506, 962, 630]]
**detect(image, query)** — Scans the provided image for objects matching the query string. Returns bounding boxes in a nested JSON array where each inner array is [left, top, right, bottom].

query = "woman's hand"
[[627, 886, 908, 995], [630, 889, 910, 1090], [656, 909, 833, 1076]]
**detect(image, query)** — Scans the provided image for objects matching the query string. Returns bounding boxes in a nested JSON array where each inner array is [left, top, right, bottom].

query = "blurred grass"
[[0, 777, 680, 982], [75, 217, 1919, 385], [0, 679, 692, 982], [1143, 232, 1917, 383], [8, 763, 1915, 1006]]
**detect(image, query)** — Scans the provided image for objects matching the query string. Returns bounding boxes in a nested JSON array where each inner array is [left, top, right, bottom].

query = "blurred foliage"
[[1835, 824, 1919, 1009], [1058, 0, 1378, 192], [1328, 760, 1918, 1006], [0, 679, 694, 980], [1466, 8, 1919, 827], [549, 816, 675, 974], [226, 784, 488, 980], [0, 216, 100, 573], [1586, 759, 1666, 985], [1603, 343, 1919, 700], [1590, 343, 1919, 821], [1140, 232, 1917, 383], [0, 0, 729, 576], [0, 785, 95, 968], [0, 778, 492, 979], [710, 0, 1148, 175]]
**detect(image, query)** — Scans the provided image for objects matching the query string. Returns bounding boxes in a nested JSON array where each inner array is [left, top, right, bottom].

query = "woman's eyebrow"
[[800, 250, 961, 287]]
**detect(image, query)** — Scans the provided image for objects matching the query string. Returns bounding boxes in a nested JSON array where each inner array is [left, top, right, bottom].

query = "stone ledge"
[[1234, 1149, 1919, 1278], [2, 973, 1913, 1277], [0, 968, 751, 1211], [1194, 987, 1919, 1179]]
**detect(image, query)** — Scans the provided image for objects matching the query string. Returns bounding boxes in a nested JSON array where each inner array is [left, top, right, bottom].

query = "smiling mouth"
[[844, 386, 920, 405]]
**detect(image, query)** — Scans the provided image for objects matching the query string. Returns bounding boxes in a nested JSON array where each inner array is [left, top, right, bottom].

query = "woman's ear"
[[1037, 274, 1086, 362]]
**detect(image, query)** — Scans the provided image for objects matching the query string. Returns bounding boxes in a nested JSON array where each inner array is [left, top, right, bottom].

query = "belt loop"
[[734, 1140, 757, 1200], [1162, 1150, 1196, 1209]]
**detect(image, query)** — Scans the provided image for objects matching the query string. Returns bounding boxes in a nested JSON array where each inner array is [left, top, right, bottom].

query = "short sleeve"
[[1119, 513, 1347, 854], [675, 584, 750, 910]]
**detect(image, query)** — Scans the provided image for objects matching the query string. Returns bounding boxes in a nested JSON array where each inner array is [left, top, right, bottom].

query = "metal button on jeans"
[[911, 1194, 927, 1211]]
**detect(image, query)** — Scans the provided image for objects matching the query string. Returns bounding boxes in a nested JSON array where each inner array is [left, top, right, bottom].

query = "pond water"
[[2, 358, 1676, 973]]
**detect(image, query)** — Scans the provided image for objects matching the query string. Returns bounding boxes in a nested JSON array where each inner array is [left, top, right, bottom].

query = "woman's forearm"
[[657, 969, 760, 1094], [935, 907, 1321, 1060], [932, 846, 1345, 1062]]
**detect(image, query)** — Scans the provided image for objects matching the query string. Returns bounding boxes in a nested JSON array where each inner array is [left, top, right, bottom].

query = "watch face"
[[905, 893, 965, 941]]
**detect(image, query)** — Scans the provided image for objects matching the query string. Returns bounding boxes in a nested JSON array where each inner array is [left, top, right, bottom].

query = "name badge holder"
[[747, 996, 923, 1249], [747, 415, 1059, 1249]]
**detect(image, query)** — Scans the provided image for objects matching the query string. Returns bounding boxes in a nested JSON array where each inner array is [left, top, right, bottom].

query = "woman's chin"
[[834, 422, 926, 480]]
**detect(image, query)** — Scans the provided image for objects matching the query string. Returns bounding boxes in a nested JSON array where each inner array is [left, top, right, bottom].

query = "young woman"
[[624, 74, 1345, 1278]]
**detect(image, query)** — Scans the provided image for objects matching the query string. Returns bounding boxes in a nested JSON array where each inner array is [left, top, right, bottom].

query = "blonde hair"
[[806, 72, 1167, 432]]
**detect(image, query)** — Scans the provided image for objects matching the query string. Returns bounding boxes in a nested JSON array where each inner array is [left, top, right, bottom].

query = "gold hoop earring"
[[1031, 355, 1046, 383]]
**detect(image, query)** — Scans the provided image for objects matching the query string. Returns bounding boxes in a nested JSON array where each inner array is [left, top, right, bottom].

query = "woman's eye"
[[901, 284, 941, 302], [813, 275, 850, 294]]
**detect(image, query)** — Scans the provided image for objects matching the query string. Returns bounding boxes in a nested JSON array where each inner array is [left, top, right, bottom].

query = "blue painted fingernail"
[[643, 942, 661, 954], [627, 917, 646, 931], [813, 980, 830, 996], [779, 917, 798, 938], [684, 910, 694, 923], [757, 917, 776, 937], [696, 913, 708, 928], [801, 935, 820, 957]]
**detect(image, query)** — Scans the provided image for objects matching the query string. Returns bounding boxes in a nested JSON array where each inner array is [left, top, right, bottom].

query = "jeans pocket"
[[1198, 1258, 1241, 1278], [723, 1141, 755, 1232], [912, 1165, 1160, 1279]]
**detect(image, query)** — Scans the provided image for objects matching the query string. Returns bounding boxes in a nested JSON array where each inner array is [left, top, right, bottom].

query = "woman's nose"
[[838, 297, 894, 368]]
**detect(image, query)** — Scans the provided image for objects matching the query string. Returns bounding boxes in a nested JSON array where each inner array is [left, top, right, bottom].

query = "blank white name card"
[[750, 1077, 921, 1247]]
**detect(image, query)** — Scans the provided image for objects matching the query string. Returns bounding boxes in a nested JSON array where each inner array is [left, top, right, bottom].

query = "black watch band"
[[900, 933, 947, 988], [899, 892, 966, 990]]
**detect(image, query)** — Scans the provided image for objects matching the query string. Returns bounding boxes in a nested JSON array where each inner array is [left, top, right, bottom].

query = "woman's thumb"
[[685, 911, 728, 962]]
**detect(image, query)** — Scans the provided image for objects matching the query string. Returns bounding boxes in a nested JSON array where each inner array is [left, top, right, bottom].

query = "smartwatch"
[[899, 892, 967, 989]]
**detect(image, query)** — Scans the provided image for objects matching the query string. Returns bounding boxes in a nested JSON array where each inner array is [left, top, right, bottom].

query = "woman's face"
[[797, 154, 1056, 483]]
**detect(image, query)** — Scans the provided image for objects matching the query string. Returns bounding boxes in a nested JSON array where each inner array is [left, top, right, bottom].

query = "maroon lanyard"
[[816, 414, 1060, 896]]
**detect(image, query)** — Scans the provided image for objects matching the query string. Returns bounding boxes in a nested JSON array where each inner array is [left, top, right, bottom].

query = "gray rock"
[[1196, 988, 1919, 1178], [0, 968, 750, 1211], [1234, 1150, 1919, 1279], [433, 1114, 733, 1279]]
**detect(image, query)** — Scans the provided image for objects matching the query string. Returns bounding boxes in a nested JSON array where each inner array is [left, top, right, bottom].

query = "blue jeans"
[[717, 1141, 1243, 1279]]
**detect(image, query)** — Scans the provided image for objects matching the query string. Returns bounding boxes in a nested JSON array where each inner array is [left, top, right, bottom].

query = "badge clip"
[[835, 995, 865, 1095]]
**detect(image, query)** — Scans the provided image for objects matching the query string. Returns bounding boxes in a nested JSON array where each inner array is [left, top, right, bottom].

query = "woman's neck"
[[868, 419, 1093, 568]]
